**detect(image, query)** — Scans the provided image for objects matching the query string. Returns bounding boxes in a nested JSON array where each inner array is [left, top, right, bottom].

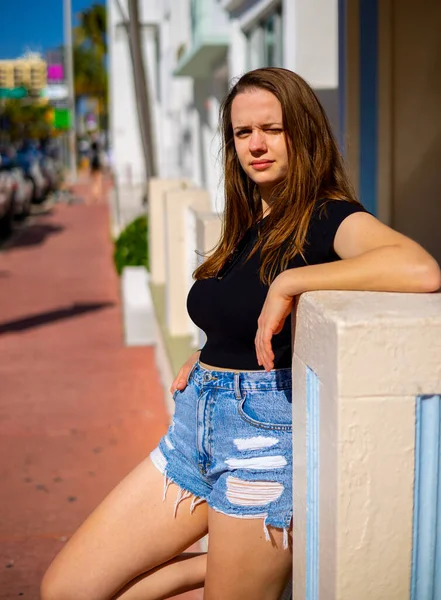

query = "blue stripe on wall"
[[306, 367, 320, 600], [411, 395, 441, 600], [338, 0, 346, 154], [359, 0, 378, 215]]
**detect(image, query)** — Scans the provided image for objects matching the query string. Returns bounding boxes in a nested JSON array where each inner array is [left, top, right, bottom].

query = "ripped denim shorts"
[[150, 361, 293, 548]]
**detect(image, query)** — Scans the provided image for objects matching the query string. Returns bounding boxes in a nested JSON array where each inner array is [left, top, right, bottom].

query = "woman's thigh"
[[204, 508, 292, 600], [41, 456, 208, 600]]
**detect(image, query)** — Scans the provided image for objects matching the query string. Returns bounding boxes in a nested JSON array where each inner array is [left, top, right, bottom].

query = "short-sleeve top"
[[187, 200, 368, 370]]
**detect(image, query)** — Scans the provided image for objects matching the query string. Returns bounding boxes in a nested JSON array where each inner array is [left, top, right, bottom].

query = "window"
[[246, 7, 283, 70]]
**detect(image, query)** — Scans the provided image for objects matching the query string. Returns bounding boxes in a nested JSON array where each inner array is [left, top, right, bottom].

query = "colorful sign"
[[0, 87, 27, 98], [47, 64, 64, 82], [43, 84, 69, 100], [53, 108, 71, 130]]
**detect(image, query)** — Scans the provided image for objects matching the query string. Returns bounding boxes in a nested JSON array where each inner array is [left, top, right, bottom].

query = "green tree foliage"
[[75, 3, 107, 59], [113, 215, 149, 276], [0, 98, 53, 142], [73, 3, 107, 103]]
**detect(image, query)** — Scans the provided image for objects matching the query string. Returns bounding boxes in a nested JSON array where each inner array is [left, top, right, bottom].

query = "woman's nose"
[[249, 130, 267, 152]]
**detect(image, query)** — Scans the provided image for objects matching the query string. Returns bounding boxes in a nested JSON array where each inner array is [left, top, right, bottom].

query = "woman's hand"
[[169, 350, 201, 394], [255, 273, 294, 371]]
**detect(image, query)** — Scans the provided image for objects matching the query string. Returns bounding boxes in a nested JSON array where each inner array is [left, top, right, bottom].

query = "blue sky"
[[0, 0, 105, 59]]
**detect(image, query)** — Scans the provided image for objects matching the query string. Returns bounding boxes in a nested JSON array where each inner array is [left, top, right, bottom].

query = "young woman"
[[41, 68, 440, 600]]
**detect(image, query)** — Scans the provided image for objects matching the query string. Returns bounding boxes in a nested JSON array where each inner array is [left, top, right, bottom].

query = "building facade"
[[0, 55, 47, 95], [341, 0, 441, 265], [109, 1, 441, 597], [108, 0, 441, 264]]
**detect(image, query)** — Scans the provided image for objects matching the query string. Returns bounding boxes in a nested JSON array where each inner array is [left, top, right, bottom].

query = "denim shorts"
[[150, 361, 293, 548]]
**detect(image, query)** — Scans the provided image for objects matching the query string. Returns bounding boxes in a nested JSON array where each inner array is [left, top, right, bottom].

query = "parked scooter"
[[0, 151, 34, 220], [16, 142, 50, 204]]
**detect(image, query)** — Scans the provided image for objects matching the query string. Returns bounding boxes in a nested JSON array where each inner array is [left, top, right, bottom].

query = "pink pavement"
[[0, 198, 203, 599]]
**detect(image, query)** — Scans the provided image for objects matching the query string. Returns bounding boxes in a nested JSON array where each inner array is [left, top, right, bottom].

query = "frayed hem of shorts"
[[163, 472, 208, 517], [209, 504, 292, 550], [150, 448, 208, 518], [150, 448, 291, 549]]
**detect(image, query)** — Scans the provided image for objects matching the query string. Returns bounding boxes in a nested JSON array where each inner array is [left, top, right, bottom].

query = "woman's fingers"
[[255, 321, 275, 372], [169, 361, 196, 394], [169, 368, 186, 394], [261, 327, 275, 371]]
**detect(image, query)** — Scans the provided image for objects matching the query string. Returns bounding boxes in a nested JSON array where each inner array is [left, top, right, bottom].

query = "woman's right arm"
[[169, 349, 201, 394]]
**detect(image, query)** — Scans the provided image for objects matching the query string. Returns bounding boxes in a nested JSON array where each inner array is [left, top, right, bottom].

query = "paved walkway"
[[0, 190, 202, 598]]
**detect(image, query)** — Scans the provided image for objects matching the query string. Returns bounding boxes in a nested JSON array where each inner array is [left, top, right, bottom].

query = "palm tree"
[[75, 3, 107, 60], [73, 3, 107, 129]]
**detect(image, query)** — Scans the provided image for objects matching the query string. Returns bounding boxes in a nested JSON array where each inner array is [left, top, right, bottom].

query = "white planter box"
[[121, 266, 155, 346]]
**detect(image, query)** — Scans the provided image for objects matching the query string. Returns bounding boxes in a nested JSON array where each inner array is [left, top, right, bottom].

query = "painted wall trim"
[[338, 0, 346, 153], [376, 0, 393, 226], [411, 394, 441, 600], [342, 0, 360, 197], [306, 366, 320, 600], [359, 0, 378, 215]]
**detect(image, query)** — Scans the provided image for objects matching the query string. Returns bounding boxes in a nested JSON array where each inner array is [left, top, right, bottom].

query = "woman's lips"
[[251, 160, 274, 171]]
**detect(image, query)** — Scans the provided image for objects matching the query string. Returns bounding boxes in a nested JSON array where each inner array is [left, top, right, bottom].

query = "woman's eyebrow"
[[233, 122, 282, 131]]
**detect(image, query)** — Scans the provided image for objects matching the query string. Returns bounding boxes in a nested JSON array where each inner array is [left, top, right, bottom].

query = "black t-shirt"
[[187, 200, 368, 370]]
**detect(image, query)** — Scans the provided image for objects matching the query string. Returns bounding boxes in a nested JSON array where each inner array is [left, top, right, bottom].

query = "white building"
[[108, 0, 339, 221], [108, 2, 441, 597]]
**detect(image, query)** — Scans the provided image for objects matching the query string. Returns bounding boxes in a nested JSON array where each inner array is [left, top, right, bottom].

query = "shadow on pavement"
[[3, 222, 65, 250], [0, 301, 115, 335]]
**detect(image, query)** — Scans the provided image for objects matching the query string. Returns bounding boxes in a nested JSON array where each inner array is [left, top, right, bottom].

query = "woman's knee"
[[40, 564, 98, 600], [40, 567, 71, 600]]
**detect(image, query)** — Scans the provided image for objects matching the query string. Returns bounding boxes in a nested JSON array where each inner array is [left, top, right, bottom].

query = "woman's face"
[[231, 88, 289, 200]]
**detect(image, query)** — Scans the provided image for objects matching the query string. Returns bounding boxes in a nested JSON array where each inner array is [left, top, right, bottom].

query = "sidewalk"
[[0, 190, 202, 598]]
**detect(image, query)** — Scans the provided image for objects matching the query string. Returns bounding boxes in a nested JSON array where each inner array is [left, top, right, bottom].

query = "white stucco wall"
[[282, 0, 338, 88], [228, 18, 248, 81], [108, 0, 145, 186], [155, 0, 195, 181], [293, 290, 441, 598]]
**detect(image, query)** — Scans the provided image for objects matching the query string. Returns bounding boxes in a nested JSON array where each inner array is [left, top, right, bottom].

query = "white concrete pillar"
[[148, 178, 189, 286], [228, 19, 248, 80], [292, 290, 441, 599], [164, 188, 211, 336], [283, 0, 338, 88]]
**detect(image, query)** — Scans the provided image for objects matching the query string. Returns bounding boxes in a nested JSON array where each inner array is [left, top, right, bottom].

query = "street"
[[0, 189, 202, 599]]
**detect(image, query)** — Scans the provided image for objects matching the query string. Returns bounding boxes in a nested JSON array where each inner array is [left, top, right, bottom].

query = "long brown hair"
[[194, 67, 360, 284]]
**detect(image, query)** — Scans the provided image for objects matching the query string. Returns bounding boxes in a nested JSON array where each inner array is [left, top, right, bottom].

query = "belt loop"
[[234, 372, 242, 400]]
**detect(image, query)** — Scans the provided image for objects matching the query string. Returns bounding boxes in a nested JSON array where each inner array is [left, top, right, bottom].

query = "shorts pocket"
[[237, 389, 292, 431], [172, 382, 195, 402]]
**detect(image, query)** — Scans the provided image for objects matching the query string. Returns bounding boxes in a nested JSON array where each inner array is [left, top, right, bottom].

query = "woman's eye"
[[266, 128, 282, 134], [235, 130, 250, 137]]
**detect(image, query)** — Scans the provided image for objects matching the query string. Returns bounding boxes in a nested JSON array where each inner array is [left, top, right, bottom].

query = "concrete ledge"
[[121, 267, 155, 346], [292, 290, 441, 599]]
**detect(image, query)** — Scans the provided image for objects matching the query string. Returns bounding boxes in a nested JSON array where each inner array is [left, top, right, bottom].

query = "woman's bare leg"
[[204, 508, 292, 600], [41, 457, 208, 600], [113, 552, 206, 599], [89, 170, 103, 203]]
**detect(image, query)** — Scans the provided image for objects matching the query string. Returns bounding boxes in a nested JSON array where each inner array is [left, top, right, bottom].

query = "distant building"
[[0, 55, 47, 94]]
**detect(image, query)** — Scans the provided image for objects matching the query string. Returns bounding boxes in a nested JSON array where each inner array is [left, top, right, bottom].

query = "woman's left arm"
[[255, 213, 441, 370]]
